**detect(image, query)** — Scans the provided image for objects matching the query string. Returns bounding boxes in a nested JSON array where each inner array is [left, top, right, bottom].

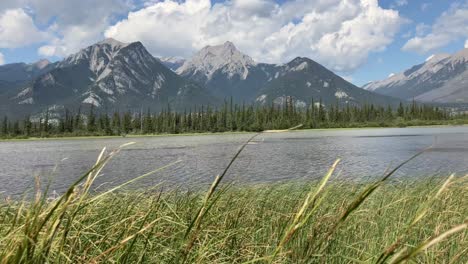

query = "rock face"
[[0, 38, 214, 117], [177, 41, 273, 101], [363, 48, 468, 103]]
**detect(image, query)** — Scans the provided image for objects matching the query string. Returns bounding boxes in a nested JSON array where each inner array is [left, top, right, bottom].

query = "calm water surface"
[[1, 126, 467, 196]]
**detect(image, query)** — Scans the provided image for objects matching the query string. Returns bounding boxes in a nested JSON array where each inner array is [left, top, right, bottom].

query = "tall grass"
[[0, 138, 466, 263]]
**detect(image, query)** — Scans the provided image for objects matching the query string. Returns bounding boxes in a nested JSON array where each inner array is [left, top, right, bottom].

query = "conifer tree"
[[87, 105, 96, 132], [2, 116, 8, 136]]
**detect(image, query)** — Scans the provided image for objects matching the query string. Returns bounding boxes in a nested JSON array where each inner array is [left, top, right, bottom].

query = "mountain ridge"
[[0, 59, 55, 95], [256, 57, 398, 107], [0, 38, 215, 118], [363, 48, 468, 103]]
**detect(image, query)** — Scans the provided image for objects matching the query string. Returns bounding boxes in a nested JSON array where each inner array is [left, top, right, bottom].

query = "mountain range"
[[176, 41, 397, 106], [363, 48, 468, 103], [0, 39, 214, 118], [1, 38, 443, 119]]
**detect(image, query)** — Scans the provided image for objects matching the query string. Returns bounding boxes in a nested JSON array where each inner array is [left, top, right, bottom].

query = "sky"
[[0, 0, 467, 86]]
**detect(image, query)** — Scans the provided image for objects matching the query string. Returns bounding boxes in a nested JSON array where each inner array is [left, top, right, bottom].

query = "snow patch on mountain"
[[96, 67, 112, 82], [18, 97, 34, 104], [152, 74, 165, 98], [14, 87, 32, 99], [289, 62, 308, 72], [83, 92, 102, 107], [425, 55, 435, 62], [98, 83, 114, 95], [256, 94, 267, 103], [335, 90, 349, 99]]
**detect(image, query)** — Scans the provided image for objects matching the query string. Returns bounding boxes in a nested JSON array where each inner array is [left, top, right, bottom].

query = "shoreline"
[[1, 122, 467, 142]]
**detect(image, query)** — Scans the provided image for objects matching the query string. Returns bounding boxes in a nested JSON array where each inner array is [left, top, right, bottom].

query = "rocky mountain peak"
[[58, 38, 132, 70], [97, 38, 129, 49], [285, 57, 311, 71], [221, 41, 236, 50], [425, 53, 450, 63], [177, 41, 256, 81]]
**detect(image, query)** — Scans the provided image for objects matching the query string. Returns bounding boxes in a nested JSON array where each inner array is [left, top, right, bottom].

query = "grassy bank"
[[0, 130, 252, 142], [0, 144, 466, 263]]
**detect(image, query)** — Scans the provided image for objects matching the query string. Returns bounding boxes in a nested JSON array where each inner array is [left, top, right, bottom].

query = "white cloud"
[[38, 20, 116, 57], [0, 1, 132, 56], [106, 0, 403, 72], [0, 0, 404, 72], [415, 23, 430, 37], [390, 0, 408, 8], [0, 8, 48, 48], [396, 0, 408, 6], [106, 0, 212, 58], [403, 1, 468, 53], [421, 3, 431, 11], [465, 39, 468, 48], [401, 31, 412, 39], [0, 52, 4, 65], [0, 0, 26, 12], [34, 0, 132, 57]]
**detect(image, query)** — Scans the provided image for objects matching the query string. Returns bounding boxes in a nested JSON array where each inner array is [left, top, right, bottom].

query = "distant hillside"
[[255, 57, 398, 107], [0, 59, 55, 94], [158, 57, 186, 71], [363, 48, 468, 103]]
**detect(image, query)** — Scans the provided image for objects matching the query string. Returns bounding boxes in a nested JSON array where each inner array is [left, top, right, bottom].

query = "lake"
[[1, 126, 467, 196]]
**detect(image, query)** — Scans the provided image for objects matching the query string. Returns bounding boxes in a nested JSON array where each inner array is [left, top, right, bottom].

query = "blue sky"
[[0, 0, 467, 86], [352, 0, 467, 85]]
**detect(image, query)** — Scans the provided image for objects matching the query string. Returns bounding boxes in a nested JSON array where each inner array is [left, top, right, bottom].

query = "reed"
[[0, 139, 466, 263]]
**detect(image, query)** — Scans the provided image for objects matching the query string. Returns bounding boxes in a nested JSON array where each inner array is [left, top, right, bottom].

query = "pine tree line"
[[1, 99, 465, 138]]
